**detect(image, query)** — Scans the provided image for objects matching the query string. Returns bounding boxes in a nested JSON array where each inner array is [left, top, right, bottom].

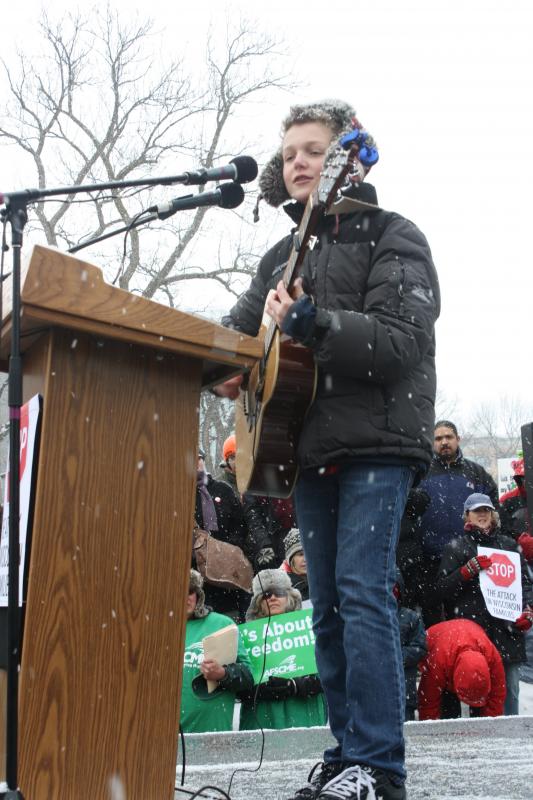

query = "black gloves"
[[251, 674, 323, 701], [259, 676, 297, 700]]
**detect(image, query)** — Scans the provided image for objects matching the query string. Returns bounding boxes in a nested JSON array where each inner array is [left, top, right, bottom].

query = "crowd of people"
[[185, 422, 533, 735]]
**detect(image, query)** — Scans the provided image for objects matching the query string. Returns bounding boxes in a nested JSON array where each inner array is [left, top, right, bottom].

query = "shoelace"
[[294, 762, 339, 798], [321, 765, 379, 800]]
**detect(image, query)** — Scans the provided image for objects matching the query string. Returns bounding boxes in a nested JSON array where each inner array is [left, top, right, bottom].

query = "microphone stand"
[[0, 172, 203, 798], [0, 193, 26, 800]]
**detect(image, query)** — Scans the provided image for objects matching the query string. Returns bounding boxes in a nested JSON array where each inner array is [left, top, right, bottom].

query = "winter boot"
[[287, 761, 345, 799], [317, 764, 406, 799]]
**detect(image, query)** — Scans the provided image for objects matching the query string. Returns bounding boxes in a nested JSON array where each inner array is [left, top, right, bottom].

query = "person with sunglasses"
[[239, 569, 326, 732]]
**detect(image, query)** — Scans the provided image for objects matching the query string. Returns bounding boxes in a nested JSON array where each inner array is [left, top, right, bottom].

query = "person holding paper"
[[437, 493, 533, 716], [180, 569, 253, 733], [239, 569, 326, 731]]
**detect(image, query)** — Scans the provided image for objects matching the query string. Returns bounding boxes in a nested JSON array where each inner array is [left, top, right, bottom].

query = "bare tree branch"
[[0, 9, 294, 309]]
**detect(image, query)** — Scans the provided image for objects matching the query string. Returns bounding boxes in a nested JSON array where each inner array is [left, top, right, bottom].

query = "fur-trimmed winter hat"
[[188, 569, 209, 619], [258, 99, 376, 209], [284, 528, 303, 564], [246, 569, 302, 621]]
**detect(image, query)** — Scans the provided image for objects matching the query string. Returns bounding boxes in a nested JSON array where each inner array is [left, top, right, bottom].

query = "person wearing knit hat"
[[223, 434, 237, 462], [282, 528, 310, 602], [239, 569, 326, 732], [180, 569, 253, 733], [418, 619, 506, 719], [217, 432, 239, 494], [213, 98, 439, 800], [216, 434, 299, 581], [284, 527, 304, 563]]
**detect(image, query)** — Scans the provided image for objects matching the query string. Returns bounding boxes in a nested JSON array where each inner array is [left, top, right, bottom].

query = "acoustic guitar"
[[235, 130, 376, 497]]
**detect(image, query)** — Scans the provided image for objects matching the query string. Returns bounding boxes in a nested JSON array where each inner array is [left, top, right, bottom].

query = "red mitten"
[[517, 533, 533, 563], [460, 555, 492, 581], [514, 607, 533, 632]]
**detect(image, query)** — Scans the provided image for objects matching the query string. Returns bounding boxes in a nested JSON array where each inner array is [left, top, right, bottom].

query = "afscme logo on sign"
[[486, 553, 515, 588]]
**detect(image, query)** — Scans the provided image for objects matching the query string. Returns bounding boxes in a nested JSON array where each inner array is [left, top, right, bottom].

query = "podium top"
[[1, 245, 261, 388]]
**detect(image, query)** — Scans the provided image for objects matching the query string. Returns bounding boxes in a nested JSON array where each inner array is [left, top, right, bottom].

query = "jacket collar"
[[465, 524, 499, 544], [434, 447, 465, 469], [283, 182, 379, 225]]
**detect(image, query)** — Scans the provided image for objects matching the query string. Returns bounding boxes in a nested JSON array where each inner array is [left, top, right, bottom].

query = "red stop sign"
[[486, 553, 516, 587]]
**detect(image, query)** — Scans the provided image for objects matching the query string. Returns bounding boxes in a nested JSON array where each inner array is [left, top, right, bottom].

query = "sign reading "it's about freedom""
[[239, 609, 317, 683]]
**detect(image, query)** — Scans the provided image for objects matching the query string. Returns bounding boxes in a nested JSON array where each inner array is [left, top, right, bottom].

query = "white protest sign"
[[478, 545, 522, 622], [0, 394, 41, 606], [497, 458, 516, 497]]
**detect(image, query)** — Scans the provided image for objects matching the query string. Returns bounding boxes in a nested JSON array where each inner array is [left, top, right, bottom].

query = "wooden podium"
[[0, 245, 260, 799]]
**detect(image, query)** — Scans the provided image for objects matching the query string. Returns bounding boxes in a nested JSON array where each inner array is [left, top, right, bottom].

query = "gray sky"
[[2, 0, 533, 430]]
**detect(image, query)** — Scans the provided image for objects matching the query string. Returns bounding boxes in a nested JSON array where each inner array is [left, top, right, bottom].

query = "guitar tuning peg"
[[339, 129, 364, 150], [338, 130, 379, 168], [358, 146, 379, 167]]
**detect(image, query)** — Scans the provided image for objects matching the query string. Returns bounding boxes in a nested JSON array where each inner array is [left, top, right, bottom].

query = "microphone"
[[180, 156, 258, 185], [149, 181, 245, 219]]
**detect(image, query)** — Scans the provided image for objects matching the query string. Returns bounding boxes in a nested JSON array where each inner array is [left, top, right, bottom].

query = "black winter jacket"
[[194, 474, 251, 618], [436, 527, 533, 663], [195, 474, 248, 548], [223, 187, 440, 471], [396, 487, 431, 607], [395, 568, 427, 707], [418, 449, 499, 556], [398, 605, 427, 709], [242, 495, 295, 568]]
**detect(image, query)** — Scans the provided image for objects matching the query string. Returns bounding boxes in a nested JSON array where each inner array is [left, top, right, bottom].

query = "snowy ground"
[[175, 683, 533, 800]]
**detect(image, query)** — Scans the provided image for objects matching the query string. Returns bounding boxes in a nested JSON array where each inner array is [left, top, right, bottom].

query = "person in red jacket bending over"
[[418, 619, 506, 719]]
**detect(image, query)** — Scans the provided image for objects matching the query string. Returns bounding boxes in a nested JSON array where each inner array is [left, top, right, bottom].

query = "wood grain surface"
[[18, 329, 199, 799], [0, 245, 261, 383]]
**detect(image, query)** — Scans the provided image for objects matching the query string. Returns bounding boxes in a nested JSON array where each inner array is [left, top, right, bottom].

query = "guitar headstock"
[[315, 128, 379, 208]]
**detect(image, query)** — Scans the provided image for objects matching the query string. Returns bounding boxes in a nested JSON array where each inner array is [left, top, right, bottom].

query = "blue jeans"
[[295, 463, 413, 781], [504, 662, 521, 715]]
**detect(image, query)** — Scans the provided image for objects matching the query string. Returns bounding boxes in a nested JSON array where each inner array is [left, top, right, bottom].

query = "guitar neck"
[[261, 135, 363, 359], [263, 199, 325, 357]]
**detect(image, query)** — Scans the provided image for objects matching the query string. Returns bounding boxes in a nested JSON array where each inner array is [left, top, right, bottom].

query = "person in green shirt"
[[239, 569, 327, 730], [180, 569, 253, 733]]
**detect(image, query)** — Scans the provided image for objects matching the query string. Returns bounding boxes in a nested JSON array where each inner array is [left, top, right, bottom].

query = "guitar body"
[[235, 328, 317, 498]]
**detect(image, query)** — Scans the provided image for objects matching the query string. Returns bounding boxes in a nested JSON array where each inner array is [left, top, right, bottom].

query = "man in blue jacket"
[[417, 420, 498, 626]]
